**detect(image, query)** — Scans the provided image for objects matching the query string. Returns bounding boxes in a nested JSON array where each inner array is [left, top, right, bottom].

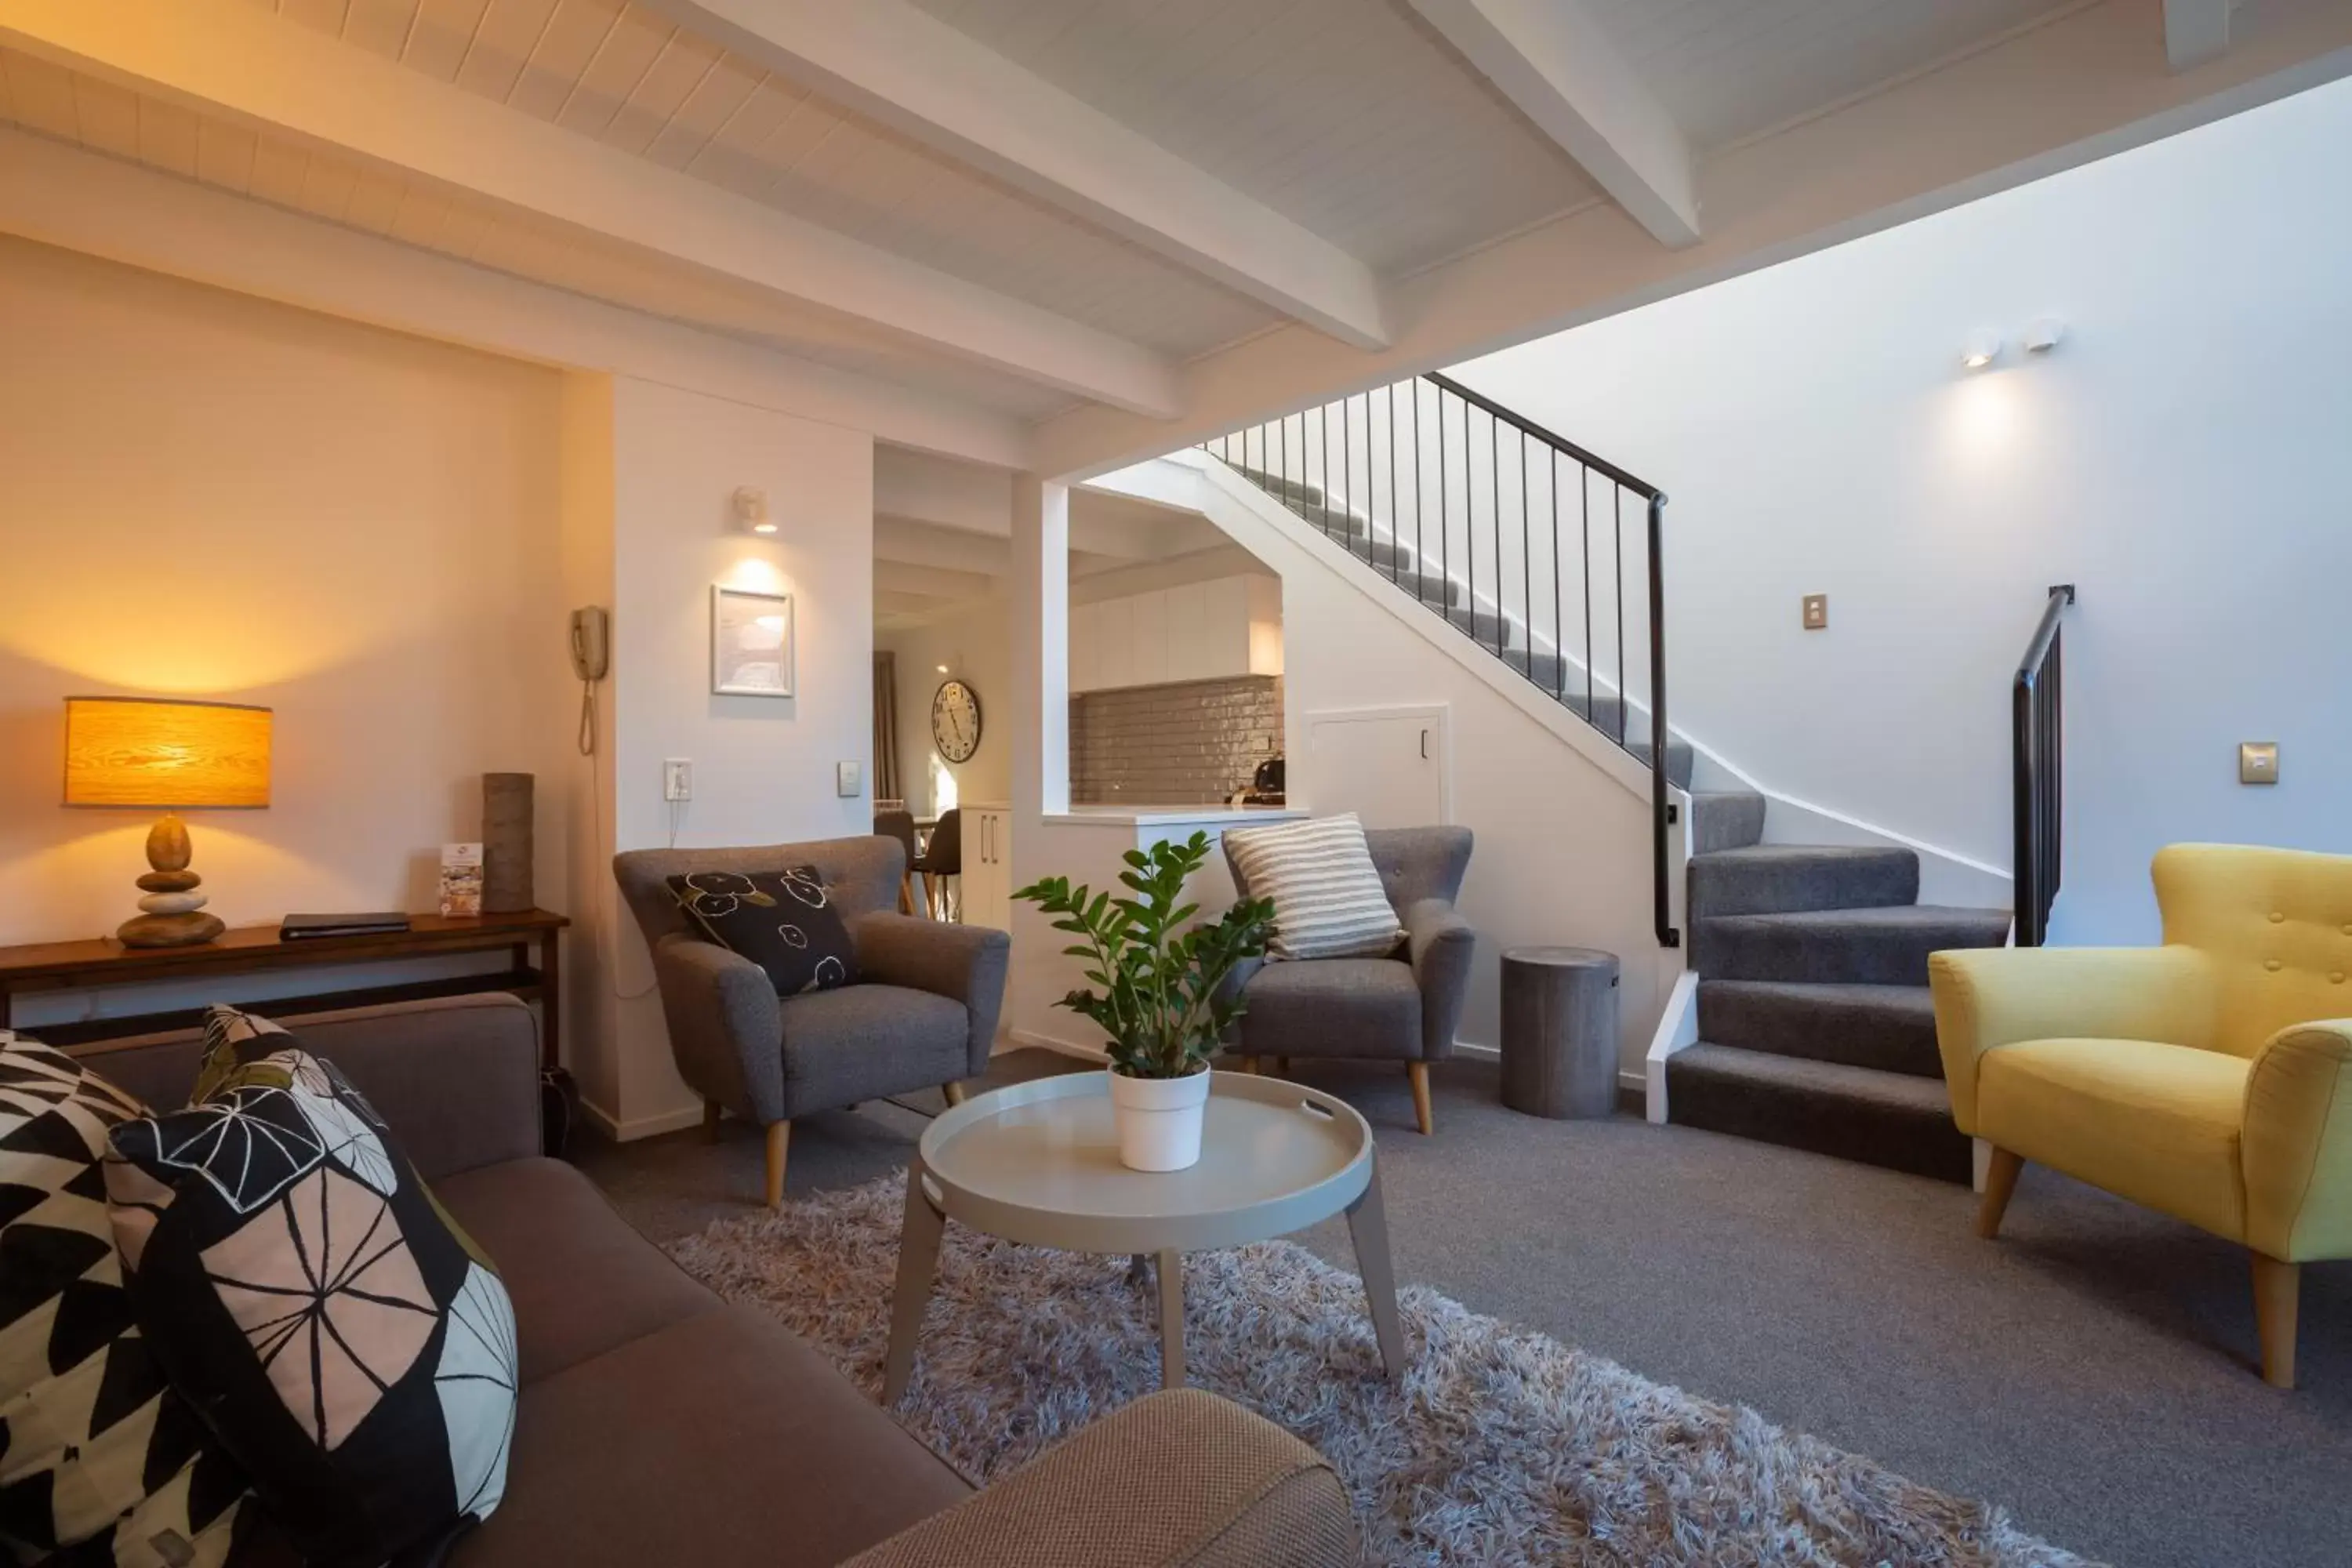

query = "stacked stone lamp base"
[[117, 813, 227, 948]]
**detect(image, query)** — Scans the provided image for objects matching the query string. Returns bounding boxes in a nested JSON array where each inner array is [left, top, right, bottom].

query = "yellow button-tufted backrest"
[[2154, 844, 2352, 1058]]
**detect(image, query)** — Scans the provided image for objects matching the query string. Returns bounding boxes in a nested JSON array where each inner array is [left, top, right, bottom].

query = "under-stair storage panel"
[[1069, 575, 1280, 693]]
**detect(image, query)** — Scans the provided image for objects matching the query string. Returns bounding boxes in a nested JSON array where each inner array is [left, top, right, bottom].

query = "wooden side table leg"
[[1346, 1160, 1407, 1383], [539, 928, 562, 1072], [1157, 1249, 1185, 1389], [883, 1160, 948, 1405]]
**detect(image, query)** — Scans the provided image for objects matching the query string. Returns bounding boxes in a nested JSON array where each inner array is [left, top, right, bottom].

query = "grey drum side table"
[[1500, 946, 1621, 1118], [881, 1071, 1406, 1400]]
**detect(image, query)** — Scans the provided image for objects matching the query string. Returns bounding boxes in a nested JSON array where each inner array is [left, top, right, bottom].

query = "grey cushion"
[[434, 1158, 720, 1388], [1235, 958, 1421, 1060], [781, 985, 970, 1109]]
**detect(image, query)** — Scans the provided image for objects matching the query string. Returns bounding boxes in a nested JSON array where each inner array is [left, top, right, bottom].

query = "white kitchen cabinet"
[[959, 804, 1013, 932], [1068, 574, 1281, 691]]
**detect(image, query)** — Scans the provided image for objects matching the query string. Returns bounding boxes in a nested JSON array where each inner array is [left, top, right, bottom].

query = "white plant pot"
[[1106, 1066, 1210, 1172]]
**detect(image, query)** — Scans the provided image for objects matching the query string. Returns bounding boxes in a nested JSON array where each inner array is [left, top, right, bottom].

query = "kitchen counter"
[[1044, 803, 1305, 828]]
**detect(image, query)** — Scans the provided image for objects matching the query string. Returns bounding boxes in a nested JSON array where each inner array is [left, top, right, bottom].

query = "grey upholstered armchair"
[[1220, 826, 1475, 1134], [613, 835, 1009, 1207]]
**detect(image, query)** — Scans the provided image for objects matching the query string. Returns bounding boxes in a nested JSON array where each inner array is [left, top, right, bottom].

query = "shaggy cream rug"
[[667, 1176, 2089, 1567]]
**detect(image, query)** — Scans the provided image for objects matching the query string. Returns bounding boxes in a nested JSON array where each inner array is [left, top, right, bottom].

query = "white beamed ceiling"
[[2, 0, 2346, 474]]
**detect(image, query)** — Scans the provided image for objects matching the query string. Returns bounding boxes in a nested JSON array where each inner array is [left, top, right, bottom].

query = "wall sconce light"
[[732, 486, 777, 535], [1961, 330, 2003, 371], [2023, 317, 2066, 354]]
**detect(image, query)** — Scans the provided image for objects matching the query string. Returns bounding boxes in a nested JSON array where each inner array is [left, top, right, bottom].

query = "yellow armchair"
[[1929, 843, 2352, 1388]]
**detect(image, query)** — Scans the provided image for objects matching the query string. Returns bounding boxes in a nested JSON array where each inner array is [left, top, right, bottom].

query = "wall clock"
[[931, 678, 982, 764]]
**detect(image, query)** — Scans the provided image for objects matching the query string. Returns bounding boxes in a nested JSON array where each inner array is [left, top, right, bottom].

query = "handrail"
[[1200, 372, 1679, 949], [2013, 583, 2075, 946], [1422, 372, 1661, 498]]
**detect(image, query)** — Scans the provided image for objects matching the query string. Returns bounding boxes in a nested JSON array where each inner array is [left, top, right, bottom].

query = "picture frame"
[[711, 584, 795, 697]]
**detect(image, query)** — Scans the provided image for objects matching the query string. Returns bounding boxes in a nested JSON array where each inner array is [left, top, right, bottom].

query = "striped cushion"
[[1225, 814, 1403, 960]]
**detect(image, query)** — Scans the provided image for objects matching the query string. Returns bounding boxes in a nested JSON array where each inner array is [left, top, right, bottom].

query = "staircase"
[[1668, 789, 2009, 1181], [1205, 379, 2018, 1183], [1220, 459, 1693, 789]]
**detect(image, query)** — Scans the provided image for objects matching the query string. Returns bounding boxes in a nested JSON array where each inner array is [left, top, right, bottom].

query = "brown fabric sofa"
[[74, 993, 1356, 1567]]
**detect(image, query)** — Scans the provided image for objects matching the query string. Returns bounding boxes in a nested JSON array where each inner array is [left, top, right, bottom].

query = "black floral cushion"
[[666, 866, 860, 996], [0, 1029, 251, 1568], [102, 1007, 518, 1568]]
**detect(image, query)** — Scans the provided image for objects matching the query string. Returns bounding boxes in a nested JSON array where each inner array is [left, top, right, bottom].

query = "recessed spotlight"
[[2023, 317, 2066, 354], [936, 664, 949, 674], [1961, 330, 2002, 370]]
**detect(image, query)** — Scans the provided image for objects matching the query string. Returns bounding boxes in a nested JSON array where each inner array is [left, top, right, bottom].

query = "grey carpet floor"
[[575, 1053, 2352, 1568]]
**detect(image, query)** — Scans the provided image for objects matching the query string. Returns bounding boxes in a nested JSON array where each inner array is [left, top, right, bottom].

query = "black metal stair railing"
[[1201, 372, 1680, 949], [2013, 583, 2075, 946]]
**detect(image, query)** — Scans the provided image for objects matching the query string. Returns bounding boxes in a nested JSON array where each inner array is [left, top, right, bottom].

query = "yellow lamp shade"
[[63, 697, 272, 809]]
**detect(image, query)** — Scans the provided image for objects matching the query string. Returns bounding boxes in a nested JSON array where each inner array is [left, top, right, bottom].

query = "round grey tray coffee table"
[[882, 1070, 1405, 1401]]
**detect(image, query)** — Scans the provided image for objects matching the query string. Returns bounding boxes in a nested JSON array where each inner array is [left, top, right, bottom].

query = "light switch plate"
[[2240, 742, 2279, 785], [662, 759, 692, 801], [1802, 593, 1828, 630], [837, 760, 862, 797]]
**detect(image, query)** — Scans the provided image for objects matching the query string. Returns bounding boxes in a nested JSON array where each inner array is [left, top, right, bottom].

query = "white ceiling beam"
[[0, 0, 1181, 418], [0, 126, 1027, 467], [1405, 0, 1700, 248], [875, 517, 1012, 575], [876, 560, 997, 601], [646, 0, 1391, 350], [2165, 0, 2233, 70]]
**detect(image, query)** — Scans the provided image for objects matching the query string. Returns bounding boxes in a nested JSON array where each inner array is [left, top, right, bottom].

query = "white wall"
[[0, 237, 574, 1014], [877, 597, 1012, 817], [583, 376, 875, 1136], [1450, 76, 2352, 945]]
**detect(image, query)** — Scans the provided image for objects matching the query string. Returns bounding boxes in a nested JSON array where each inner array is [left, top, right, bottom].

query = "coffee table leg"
[[882, 1160, 946, 1404], [1157, 1249, 1185, 1389], [1345, 1160, 1407, 1383]]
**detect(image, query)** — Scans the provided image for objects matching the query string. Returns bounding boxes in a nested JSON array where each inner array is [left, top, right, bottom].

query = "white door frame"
[[1301, 703, 1453, 825]]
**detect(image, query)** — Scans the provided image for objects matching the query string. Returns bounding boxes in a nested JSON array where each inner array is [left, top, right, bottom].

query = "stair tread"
[[1693, 979, 1943, 1076], [1703, 904, 2009, 931], [1697, 979, 1938, 1015], [1690, 844, 1915, 867], [1671, 1042, 1952, 1109]]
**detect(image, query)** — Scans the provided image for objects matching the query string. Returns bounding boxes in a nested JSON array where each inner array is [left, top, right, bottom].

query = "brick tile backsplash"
[[1072, 676, 1282, 804]]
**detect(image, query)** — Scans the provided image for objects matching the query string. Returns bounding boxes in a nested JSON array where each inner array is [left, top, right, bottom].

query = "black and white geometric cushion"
[[0, 1029, 249, 1568], [106, 1007, 518, 1568]]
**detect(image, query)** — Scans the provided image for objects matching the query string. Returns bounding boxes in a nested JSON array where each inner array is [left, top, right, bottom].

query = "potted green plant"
[[1014, 832, 1276, 1171]]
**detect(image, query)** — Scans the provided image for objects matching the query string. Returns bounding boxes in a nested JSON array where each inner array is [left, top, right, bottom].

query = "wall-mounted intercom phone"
[[571, 607, 609, 755], [569, 606, 610, 682]]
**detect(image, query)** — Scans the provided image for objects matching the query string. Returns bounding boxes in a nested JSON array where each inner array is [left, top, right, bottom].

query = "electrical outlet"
[[1802, 593, 1828, 630], [2240, 742, 2279, 786], [836, 760, 862, 798], [663, 759, 693, 801]]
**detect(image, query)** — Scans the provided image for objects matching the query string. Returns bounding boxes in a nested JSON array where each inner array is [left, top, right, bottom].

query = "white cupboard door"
[[1069, 601, 1101, 694], [1163, 581, 1209, 681], [1095, 599, 1134, 690], [1129, 589, 1169, 687], [1200, 577, 1249, 678], [1247, 576, 1284, 676], [1302, 708, 1449, 827]]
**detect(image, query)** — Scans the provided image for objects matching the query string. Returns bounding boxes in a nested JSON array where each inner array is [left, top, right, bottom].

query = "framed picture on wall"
[[711, 584, 795, 697]]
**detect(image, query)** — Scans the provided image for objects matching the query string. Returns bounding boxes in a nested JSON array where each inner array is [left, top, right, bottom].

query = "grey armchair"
[[1220, 826, 1475, 1134], [613, 835, 1010, 1207]]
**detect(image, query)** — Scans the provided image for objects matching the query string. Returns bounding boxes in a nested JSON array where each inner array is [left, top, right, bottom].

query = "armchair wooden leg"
[[898, 870, 916, 915], [2252, 1252, 2300, 1389], [1406, 1061, 1433, 1136], [1975, 1147, 2024, 1240], [764, 1121, 791, 1210], [703, 1100, 722, 1143], [942, 1080, 967, 1107]]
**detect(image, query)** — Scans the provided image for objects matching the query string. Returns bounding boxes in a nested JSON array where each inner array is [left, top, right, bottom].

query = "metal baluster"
[[1519, 428, 1532, 677], [1581, 465, 1592, 724], [1490, 408, 1503, 659], [1551, 452, 1564, 701], [1386, 383, 1400, 586], [1613, 486, 1628, 746]]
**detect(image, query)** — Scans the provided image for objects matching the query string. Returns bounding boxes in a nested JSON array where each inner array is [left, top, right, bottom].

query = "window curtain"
[[872, 651, 902, 806]]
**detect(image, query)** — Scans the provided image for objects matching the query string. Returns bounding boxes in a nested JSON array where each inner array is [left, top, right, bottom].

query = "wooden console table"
[[0, 909, 568, 1065]]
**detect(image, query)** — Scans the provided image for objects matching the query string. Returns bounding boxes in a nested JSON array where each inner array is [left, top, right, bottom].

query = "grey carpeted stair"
[[1696, 981, 1943, 1076], [1695, 905, 2012, 986], [1675, 808, 2007, 1181], [1664, 1044, 1972, 1182], [1690, 791, 1767, 853]]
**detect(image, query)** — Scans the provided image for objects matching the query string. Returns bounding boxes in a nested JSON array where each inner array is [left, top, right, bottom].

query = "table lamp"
[[63, 696, 272, 947]]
